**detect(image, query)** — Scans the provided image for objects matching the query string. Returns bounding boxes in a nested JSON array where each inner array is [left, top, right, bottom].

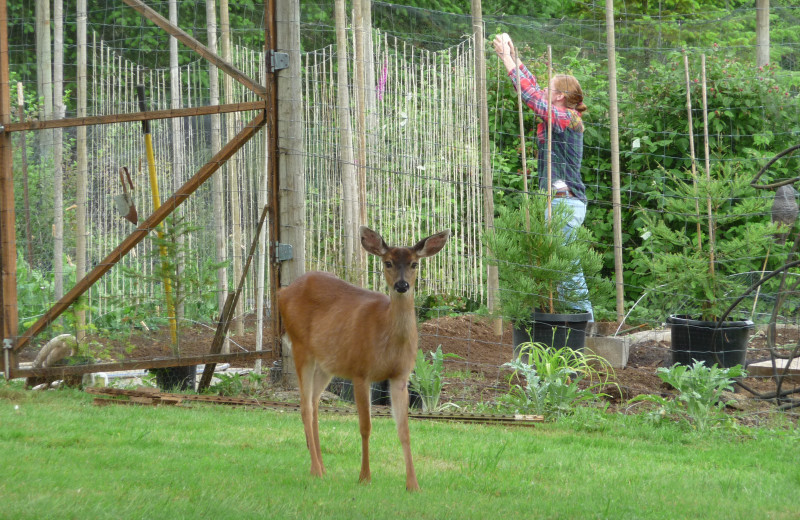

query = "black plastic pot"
[[512, 311, 591, 358], [151, 365, 197, 392], [330, 378, 422, 408], [667, 315, 753, 368]]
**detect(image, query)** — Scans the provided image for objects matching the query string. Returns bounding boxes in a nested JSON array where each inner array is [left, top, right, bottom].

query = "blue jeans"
[[549, 197, 594, 322]]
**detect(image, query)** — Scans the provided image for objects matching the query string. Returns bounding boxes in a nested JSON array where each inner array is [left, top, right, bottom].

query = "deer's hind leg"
[[310, 365, 333, 475], [297, 356, 325, 477]]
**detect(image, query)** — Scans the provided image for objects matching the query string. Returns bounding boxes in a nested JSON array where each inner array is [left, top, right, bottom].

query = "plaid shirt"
[[508, 64, 587, 204]]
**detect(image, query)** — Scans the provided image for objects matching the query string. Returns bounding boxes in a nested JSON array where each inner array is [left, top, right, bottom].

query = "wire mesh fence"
[[4, 1, 800, 417]]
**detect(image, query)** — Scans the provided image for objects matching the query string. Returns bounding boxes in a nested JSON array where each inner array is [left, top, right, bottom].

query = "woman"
[[492, 33, 593, 321]]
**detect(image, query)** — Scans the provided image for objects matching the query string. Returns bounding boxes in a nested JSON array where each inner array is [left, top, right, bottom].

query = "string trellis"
[[303, 31, 485, 301]]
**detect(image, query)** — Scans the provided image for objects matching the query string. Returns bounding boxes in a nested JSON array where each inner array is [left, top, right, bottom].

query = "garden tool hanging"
[[114, 166, 138, 225]]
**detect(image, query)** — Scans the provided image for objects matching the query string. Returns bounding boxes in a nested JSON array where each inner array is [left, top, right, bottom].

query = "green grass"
[[1, 384, 798, 519]]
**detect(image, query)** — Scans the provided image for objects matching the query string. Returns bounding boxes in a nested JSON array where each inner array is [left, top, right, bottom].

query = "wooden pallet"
[[86, 387, 543, 426]]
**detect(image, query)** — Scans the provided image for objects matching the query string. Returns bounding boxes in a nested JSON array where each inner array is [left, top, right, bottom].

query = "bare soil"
[[20, 314, 796, 411]]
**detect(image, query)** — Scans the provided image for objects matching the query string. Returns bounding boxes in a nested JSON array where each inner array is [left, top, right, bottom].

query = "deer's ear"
[[360, 226, 389, 256], [413, 230, 450, 258]]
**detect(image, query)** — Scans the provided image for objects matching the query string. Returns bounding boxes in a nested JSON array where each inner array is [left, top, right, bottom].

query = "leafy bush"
[[416, 292, 481, 322], [408, 345, 461, 412], [630, 360, 746, 431], [208, 371, 267, 398], [501, 343, 615, 420]]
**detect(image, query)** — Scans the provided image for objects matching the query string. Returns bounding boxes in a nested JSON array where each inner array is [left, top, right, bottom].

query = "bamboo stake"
[[16, 84, 33, 266], [546, 46, 553, 215], [605, 0, 625, 322], [701, 54, 715, 279], [546, 45, 554, 313], [76, 0, 88, 341], [683, 51, 702, 250], [514, 41, 530, 228]]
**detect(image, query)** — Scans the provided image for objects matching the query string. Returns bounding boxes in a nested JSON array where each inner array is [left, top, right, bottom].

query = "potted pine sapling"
[[484, 191, 607, 355], [124, 214, 199, 391], [634, 163, 787, 368]]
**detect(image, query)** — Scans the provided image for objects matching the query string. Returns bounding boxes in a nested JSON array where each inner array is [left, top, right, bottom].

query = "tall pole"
[[76, 0, 88, 341], [0, 0, 18, 376], [605, 0, 625, 322], [701, 54, 715, 279], [206, 0, 229, 354], [756, 0, 770, 67], [277, 0, 304, 386], [683, 52, 702, 250], [470, 0, 500, 335]]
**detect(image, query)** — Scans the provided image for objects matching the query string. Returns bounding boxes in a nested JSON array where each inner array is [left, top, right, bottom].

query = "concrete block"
[[585, 336, 630, 368]]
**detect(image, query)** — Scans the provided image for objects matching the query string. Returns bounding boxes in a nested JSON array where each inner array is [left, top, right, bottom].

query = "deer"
[[277, 226, 450, 492]]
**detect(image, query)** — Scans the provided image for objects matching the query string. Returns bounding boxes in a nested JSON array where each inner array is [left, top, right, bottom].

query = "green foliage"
[[633, 162, 786, 321], [630, 360, 746, 431], [118, 214, 227, 353], [416, 292, 481, 322], [484, 191, 606, 321], [208, 371, 267, 398], [408, 345, 462, 412], [4, 387, 800, 518], [16, 253, 88, 336], [501, 343, 614, 420]]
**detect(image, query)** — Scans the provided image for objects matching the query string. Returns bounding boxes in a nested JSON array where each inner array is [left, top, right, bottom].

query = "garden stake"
[[546, 45, 554, 312], [683, 51, 702, 250], [513, 41, 530, 230], [700, 55, 716, 280], [137, 84, 177, 348]]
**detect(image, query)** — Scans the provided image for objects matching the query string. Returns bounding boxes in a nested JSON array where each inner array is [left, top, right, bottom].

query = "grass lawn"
[[1, 384, 798, 519]]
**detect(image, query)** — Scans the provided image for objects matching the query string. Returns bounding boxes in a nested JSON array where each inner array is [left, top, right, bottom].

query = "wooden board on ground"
[[748, 357, 800, 382]]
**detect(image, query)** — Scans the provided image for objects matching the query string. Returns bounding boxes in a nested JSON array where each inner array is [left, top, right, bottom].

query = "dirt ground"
[[20, 313, 796, 411]]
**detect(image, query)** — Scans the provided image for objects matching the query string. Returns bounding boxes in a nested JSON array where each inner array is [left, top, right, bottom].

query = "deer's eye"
[[411, 262, 418, 269], [384, 261, 393, 268]]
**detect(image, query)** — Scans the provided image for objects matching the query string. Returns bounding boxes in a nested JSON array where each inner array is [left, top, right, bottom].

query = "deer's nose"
[[394, 280, 410, 293]]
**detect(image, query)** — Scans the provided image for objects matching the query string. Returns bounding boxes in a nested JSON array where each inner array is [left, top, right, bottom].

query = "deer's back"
[[278, 271, 412, 379]]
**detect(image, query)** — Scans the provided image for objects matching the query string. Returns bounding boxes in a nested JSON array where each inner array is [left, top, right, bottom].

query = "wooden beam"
[[11, 349, 275, 379], [264, 0, 282, 358], [3, 101, 265, 133], [0, 0, 17, 377], [197, 206, 269, 391], [14, 110, 266, 352], [121, 0, 267, 99]]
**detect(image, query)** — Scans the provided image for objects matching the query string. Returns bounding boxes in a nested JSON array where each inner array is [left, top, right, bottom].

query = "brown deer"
[[277, 226, 450, 491]]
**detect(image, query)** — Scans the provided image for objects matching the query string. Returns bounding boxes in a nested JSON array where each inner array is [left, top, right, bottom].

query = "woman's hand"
[[492, 33, 514, 60], [493, 33, 519, 73]]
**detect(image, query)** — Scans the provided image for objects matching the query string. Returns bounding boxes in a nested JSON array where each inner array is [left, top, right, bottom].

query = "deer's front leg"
[[352, 378, 372, 484], [390, 377, 420, 491]]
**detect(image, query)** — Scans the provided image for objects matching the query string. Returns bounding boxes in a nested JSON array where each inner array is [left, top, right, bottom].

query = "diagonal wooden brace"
[[197, 206, 269, 391], [14, 110, 266, 353]]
